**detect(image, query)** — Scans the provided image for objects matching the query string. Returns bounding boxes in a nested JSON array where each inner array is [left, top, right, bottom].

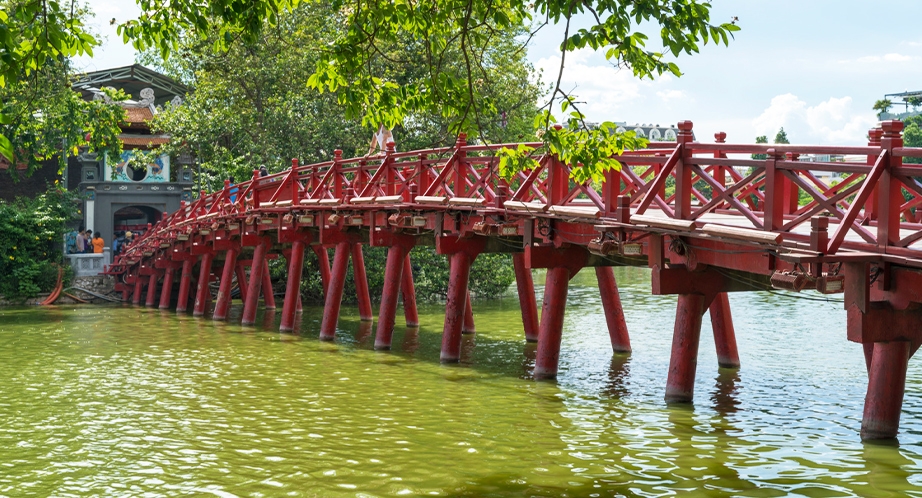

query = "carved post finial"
[[714, 132, 726, 143]]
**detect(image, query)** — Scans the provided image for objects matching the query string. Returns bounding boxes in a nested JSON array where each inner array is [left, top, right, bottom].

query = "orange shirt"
[[93, 237, 105, 253]]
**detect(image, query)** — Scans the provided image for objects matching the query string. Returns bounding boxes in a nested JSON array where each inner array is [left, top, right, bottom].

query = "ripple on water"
[[0, 268, 922, 496]]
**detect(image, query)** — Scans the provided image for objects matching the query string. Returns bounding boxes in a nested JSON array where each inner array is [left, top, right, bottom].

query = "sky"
[[76, 0, 922, 146]]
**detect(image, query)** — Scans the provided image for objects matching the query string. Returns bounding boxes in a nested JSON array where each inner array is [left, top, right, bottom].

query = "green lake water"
[[1, 266, 921, 497]]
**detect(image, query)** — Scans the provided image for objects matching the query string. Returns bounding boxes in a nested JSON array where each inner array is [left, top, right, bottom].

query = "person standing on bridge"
[[368, 124, 394, 156]]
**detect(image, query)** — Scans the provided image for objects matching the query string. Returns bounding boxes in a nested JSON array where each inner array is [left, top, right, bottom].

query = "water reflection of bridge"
[[106, 120, 922, 441]]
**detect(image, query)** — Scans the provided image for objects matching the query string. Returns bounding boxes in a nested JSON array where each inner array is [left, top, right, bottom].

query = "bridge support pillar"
[[159, 266, 175, 310], [242, 239, 269, 325], [596, 266, 631, 353], [312, 245, 331, 297], [441, 251, 475, 362], [709, 292, 740, 368], [132, 274, 144, 306], [320, 241, 352, 341], [665, 294, 707, 402], [844, 262, 922, 440], [235, 264, 248, 303], [261, 261, 276, 309], [402, 254, 419, 327], [352, 244, 373, 321], [513, 253, 539, 342], [862, 341, 910, 440], [535, 267, 571, 379], [176, 259, 194, 313], [193, 252, 215, 317], [375, 234, 415, 350], [462, 292, 475, 334], [213, 248, 239, 321], [145, 272, 159, 307], [280, 241, 306, 332], [527, 245, 590, 379]]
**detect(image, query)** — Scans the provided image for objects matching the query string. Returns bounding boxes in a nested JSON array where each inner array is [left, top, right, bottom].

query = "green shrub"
[[288, 245, 515, 304], [0, 185, 79, 301]]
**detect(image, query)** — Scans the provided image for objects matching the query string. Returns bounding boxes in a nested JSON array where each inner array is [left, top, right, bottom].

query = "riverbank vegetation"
[[0, 185, 78, 300]]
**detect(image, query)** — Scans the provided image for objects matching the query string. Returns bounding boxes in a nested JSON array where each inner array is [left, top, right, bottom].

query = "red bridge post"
[[158, 266, 175, 309], [462, 292, 475, 334], [665, 294, 706, 402], [863, 341, 910, 440], [709, 293, 740, 369], [242, 239, 269, 325], [193, 252, 214, 317], [535, 266, 571, 379], [352, 244, 373, 321], [176, 259, 194, 313], [372, 233, 416, 350], [441, 251, 476, 362], [312, 245, 331, 297], [596, 266, 631, 353], [213, 247, 239, 321], [131, 273, 144, 305], [234, 264, 248, 303], [280, 240, 305, 332], [145, 272, 159, 307], [320, 241, 351, 340], [435, 235, 485, 362], [513, 253, 539, 342], [528, 245, 588, 379], [261, 260, 276, 309], [402, 254, 420, 327]]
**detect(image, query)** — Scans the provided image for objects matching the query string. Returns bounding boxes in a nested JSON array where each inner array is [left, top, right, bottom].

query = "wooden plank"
[[632, 214, 696, 231], [549, 205, 601, 219], [415, 196, 448, 205]]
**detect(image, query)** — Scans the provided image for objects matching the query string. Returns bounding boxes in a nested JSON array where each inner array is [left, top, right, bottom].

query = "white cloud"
[[532, 49, 685, 120], [657, 89, 686, 103], [853, 53, 915, 63], [752, 94, 877, 145]]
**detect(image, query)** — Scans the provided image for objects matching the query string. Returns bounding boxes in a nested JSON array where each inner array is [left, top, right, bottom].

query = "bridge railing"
[[112, 120, 922, 267]]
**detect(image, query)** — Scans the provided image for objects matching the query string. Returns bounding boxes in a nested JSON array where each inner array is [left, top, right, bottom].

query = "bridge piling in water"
[[513, 253, 539, 342], [158, 266, 175, 309], [280, 241, 306, 331], [242, 240, 269, 325], [320, 241, 352, 340], [214, 248, 239, 320], [534, 266, 571, 379], [145, 272, 159, 307], [352, 244, 373, 321], [709, 293, 740, 369], [596, 266, 631, 353], [374, 238, 413, 350], [193, 252, 214, 317], [401, 254, 419, 327], [175, 259, 193, 313], [664, 294, 707, 403], [440, 251, 475, 362]]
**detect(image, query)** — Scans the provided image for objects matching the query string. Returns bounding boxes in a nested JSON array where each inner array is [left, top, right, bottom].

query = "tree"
[[140, 3, 541, 188], [751, 135, 768, 160], [907, 95, 922, 112], [773, 127, 790, 145], [4, 0, 739, 181], [903, 115, 922, 165], [0, 2, 123, 169], [873, 99, 893, 119]]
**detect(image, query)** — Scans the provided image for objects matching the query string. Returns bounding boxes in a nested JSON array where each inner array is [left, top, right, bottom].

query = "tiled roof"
[[124, 107, 154, 124], [120, 135, 170, 147]]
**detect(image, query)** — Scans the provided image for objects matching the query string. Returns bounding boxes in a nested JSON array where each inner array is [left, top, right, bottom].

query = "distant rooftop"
[[72, 64, 189, 106]]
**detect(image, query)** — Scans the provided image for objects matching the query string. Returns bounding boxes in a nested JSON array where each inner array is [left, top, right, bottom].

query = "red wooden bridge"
[[106, 120, 922, 441]]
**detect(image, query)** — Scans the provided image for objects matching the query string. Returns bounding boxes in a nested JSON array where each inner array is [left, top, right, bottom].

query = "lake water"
[[1, 266, 921, 497]]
